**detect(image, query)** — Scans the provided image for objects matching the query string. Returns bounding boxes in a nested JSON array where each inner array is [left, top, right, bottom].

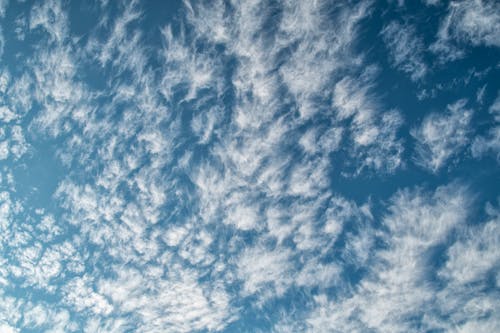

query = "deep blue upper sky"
[[0, 0, 499, 332]]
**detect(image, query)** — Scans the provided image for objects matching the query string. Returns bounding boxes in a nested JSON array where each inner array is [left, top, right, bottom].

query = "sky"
[[0, 0, 499, 332]]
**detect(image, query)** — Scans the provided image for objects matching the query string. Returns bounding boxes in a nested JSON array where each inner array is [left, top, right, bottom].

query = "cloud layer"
[[0, 0, 498, 332]]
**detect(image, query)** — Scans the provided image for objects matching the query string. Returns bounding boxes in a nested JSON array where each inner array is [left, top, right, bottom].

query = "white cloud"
[[98, 265, 235, 332], [0, 290, 23, 327], [299, 127, 343, 155], [295, 259, 340, 288], [274, 185, 500, 333], [191, 105, 222, 144], [0, 0, 8, 18], [30, 0, 68, 43], [454, 319, 500, 333], [0, 27, 4, 59], [491, 89, 500, 113], [433, 201, 500, 332], [472, 91, 500, 161], [431, 0, 500, 61], [22, 304, 49, 328], [226, 200, 260, 231], [43, 308, 74, 333], [382, 21, 428, 81], [440, 218, 499, 285], [447, 0, 500, 47], [0, 106, 17, 123], [0, 69, 9, 94], [160, 25, 221, 101], [412, 99, 473, 172], [14, 14, 27, 41], [287, 158, 330, 197], [278, 1, 370, 118], [324, 195, 368, 236], [163, 225, 189, 247], [0, 323, 17, 333], [88, 0, 145, 77], [333, 69, 404, 174], [237, 244, 294, 300], [64, 276, 113, 315], [294, 183, 472, 332], [0, 140, 8, 160]]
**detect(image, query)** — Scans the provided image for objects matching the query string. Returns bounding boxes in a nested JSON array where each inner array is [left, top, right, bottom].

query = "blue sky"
[[0, 0, 499, 332]]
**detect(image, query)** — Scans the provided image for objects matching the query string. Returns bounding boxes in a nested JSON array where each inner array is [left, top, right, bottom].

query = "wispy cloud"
[[382, 21, 428, 81], [333, 67, 405, 174], [412, 99, 473, 172], [472, 91, 500, 162], [273, 183, 500, 332], [431, 0, 500, 62]]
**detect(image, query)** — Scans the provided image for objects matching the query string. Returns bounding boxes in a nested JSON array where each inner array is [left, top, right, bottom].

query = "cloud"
[[0, 140, 8, 160], [275, 183, 474, 332], [0, 0, 496, 332], [431, 0, 500, 61], [63, 276, 113, 315], [237, 244, 294, 300], [0, 106, 17, 123], [97, 265, 235, 332], [382, 21, 428, 81], [160, 25, 222, 101], [332, 68, 405, 174], [0, 323, 17, 333], [412, 99, 473, 172], [434, 200, 500, 333], [276, 184, 500, 333], [471, 91, 500, 161], [0, 27, 4, 59], [88, 0, 144, 74], [0, 0, 8, 18], [439, 213, 500, 285], [29, 0, 68, 43], [278, 1, 371, 118], [14, 14, 27, 41]]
